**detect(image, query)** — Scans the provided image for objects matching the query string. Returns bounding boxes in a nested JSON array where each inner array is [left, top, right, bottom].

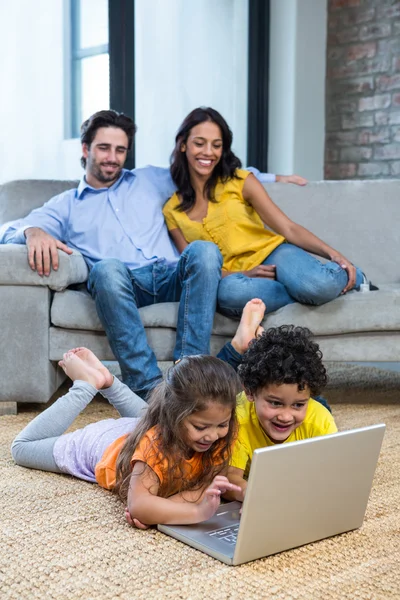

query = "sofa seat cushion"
[[51, 285, 400, 336], [51, 288, 237, 332]]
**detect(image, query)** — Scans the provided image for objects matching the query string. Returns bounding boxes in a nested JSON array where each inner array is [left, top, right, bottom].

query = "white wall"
[[134, 0, 249, 167], [1, 0, 327, 184], [0, 0, 82, 184], [269, 0, 327, 180], [0, 0, 248, 183]]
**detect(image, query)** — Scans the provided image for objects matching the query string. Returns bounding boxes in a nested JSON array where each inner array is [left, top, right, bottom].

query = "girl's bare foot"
[[231, 299, 266, 355], [58, 352, 107, 390], [68, 347, 114, 388]]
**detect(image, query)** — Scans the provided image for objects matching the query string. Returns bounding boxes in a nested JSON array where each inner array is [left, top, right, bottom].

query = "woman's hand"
[[222, 265, 276, 279], [243, 265, 276, 279], [196, 476, 242, 522], [330, 253, 357, 293]]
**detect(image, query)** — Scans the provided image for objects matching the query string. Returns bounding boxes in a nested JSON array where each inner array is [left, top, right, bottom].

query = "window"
[[69, 0, 109, 138], [66, 0, 270, 168]]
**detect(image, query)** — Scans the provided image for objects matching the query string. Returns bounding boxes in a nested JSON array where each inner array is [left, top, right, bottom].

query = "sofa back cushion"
[[1, 177, 398, 284], [0, 179, 79, 224], [265, 179, 400, 285]]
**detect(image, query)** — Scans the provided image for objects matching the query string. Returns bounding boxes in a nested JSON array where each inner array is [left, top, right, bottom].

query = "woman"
[[163, 107, 366, 317]]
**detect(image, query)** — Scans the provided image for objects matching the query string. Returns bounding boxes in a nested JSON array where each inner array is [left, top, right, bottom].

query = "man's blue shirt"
[[0, 167, 180, 270], [0, 166, 274, 270]]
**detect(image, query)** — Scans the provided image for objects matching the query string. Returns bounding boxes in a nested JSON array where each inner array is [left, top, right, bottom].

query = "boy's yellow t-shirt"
[[231, 392, 338, 477]]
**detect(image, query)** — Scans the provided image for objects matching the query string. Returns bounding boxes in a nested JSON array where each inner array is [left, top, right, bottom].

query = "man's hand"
[[276, 174, 308, 186], [24, 227, 73, 276]]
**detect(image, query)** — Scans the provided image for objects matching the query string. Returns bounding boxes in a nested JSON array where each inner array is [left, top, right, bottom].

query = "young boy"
[[220, 300, 337, 502]]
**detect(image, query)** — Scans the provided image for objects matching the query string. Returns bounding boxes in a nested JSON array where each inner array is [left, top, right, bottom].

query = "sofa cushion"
[[51, 285, 400, 336], [0, 179, 79, 223], [264, 179, 400, 285], [0, 245, 88, 292], [51, 288, 237, 332]]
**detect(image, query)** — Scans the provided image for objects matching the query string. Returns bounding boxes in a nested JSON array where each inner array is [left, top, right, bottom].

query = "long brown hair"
[[170, 107, 242, 213], [114, 355, 241, 502]]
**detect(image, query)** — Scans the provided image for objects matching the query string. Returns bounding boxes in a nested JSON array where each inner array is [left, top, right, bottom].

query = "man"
[[0, 110, 306, 399]]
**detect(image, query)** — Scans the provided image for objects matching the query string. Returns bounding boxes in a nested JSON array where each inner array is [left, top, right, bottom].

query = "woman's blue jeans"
[[88, 241, 223, 399], [217, 243, 364, 317]]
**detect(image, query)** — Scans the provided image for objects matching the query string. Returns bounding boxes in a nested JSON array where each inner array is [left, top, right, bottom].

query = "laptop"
[[158, 424, 385, 565]]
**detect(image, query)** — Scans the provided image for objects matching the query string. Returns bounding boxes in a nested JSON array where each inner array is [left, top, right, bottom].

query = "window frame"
[[66, 0, 270, 170], [68, 0, 110, 139], [247, 0, 270, 171], [108, 0, 135, 169]]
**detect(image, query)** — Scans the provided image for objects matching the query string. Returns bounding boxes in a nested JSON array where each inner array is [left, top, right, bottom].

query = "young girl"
[[163, 107, 368, 317], [11, 350, 242, 527]]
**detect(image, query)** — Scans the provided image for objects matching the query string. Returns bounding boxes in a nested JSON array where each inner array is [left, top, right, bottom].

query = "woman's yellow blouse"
[[163, 169, 285, 272]]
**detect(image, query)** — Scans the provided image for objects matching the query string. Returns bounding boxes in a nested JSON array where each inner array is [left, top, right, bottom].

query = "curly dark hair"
[[237, 325, 328, 397], [170, 107, 242, 212]]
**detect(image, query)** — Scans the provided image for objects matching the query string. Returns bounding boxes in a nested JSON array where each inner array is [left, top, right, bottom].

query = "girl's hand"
[[124, 506, 150, 530], [243, 265, 276, 279], [330, 253, 357, 293], [197, 476, 242, 522]]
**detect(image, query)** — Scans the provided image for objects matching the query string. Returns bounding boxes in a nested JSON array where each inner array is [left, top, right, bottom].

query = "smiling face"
[[182, 401, 232, 453], [82, 126, 129, 188], [248, 383, 310, 443], [181, 120, 223, 181]]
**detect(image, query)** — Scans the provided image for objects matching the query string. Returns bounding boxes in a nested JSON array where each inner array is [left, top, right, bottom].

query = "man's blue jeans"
[[217, 243, 364, 317], [88, 241, 223, 398]]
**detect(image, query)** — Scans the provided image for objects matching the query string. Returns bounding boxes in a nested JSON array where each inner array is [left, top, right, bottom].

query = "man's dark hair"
[[80, 110, 137, 168], [238, 325, 328, 397]]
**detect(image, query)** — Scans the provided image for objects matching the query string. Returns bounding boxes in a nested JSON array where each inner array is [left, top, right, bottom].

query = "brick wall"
[[325, 0, 400, 179]]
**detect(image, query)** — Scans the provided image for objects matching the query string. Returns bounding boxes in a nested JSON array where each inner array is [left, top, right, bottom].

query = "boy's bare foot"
[[68, 347, 114, 388], [231, 299, 266, 355], [58, 352, 107, 390]]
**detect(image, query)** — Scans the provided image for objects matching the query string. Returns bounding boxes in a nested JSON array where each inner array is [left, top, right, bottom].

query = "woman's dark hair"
[[114, 355, 241, 503], [238, 325, 328, 397], [170, 107, 242, 212], [80, 109, 137, 168]]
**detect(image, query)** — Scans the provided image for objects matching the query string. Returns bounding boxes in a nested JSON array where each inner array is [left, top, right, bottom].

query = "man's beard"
[[89, 159, 123, 184]]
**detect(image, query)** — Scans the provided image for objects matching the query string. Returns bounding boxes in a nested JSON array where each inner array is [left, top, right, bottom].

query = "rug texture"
[[0, 364, 399, 600]]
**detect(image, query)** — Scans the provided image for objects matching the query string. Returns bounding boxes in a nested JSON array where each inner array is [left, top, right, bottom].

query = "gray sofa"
[[1, 178, 399, 414]]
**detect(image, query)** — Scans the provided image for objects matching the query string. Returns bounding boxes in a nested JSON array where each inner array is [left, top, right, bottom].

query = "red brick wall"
[[325, 0, 400, 179]]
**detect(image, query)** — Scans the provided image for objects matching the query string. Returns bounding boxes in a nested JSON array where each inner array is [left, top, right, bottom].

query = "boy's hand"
[[124, 506, 150, 530], [224, 466, 247, 502], [197, 476, 242, 522]]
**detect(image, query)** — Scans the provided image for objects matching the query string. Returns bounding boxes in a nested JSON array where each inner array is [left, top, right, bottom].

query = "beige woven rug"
[[1, 365, 399, 599]]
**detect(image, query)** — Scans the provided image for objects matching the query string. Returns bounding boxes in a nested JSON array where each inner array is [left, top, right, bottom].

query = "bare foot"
[[68, 347, 114, 388], [58, 352, 107, 390], [231, 299, 266, 355]]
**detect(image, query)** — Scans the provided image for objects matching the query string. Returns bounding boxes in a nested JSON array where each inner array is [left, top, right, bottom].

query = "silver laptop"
[[158, 424, 385, 565]]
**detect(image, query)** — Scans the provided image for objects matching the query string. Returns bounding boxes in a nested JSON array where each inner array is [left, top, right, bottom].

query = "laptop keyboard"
[[208, 524, 240, 546]]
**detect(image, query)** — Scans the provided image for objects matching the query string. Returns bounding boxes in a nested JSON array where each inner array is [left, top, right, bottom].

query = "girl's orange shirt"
[[95, 426, 213, 494], [163, 169, 285, 272]]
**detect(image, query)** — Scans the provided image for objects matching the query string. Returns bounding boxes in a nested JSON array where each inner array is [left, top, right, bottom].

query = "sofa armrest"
[[0, 244, 89, 291]]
